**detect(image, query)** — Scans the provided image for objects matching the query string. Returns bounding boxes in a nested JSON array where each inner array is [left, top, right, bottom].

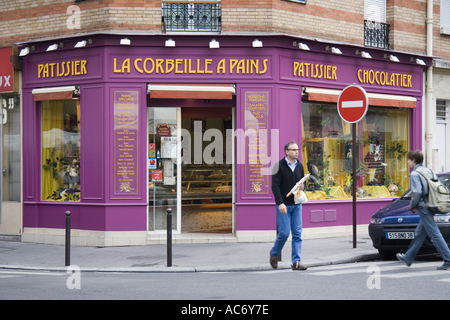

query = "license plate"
[[385, 232, 415, 240]]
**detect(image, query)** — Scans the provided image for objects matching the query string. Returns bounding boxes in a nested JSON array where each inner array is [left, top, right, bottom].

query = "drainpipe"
[[425, 0, 436, 171]]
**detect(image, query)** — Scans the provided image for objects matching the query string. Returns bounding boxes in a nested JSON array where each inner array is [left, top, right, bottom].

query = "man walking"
[[270, 140, 307, 270], [396, 150, 450, 270]]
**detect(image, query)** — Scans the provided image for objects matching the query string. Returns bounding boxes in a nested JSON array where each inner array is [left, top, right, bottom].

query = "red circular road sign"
[[337, 84, 369, 123]]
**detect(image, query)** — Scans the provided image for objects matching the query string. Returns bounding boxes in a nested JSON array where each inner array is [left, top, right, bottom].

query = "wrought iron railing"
[[162, 1, 221, 33], [364, 20, 390, 50]]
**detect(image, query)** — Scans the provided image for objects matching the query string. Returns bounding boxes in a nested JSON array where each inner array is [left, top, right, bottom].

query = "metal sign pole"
[[337, 84, 368, 249], [352, 124, 357, 249]]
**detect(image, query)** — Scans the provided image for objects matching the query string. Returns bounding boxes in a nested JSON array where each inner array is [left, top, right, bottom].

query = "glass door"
[[147, 107, 181, 233]]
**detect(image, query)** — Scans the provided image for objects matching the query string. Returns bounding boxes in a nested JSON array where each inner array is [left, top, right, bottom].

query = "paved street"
[[1, 259, 449, 301]]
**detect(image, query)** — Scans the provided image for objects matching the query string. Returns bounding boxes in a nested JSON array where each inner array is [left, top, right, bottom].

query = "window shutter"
[[441, 0, 450, 32], [365, 0, 386, 23]]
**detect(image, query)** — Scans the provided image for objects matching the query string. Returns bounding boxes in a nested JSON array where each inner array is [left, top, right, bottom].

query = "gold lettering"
[[74, 61, 80, 75], [237, 59, 245, 74], [81, 60, 87, 74], [303, 63, 310, 77], [331, 66, 337, 80], [357, 69, 363, 83], [188, 59, 196, 74], [390, 73, 395, 86], [41, 64, 49, 78], [122, 58, 130, 73], [175, 59, 183, 73], [38, 64, 44, 78], [205, 59, 213, 74], [166, 59, 174, 73], [363, 69, 369, 83], [293, 62, 299, 76], [57, 62, 63, 77], [37, 59, 89, 78], [49, 63, 56, 77], [134, 58, 143, 73], [259, 59, 268, 74], [144, 58, 154, 74], [217, 59, 226, 74], [357, 69, 412, 87], [229, 59, 238, 73], [375, 71, 380, 85], [369, 70, 374, 84], [156, 59, 164, 73], [380, 71, 386, 85], [64, 61, 71, 76], [114, 58, 122, 73], [251, 60, 259, 74], [312, 64, 318, 78], [196, 59, 204, 73], [298, 63, 305, 77]]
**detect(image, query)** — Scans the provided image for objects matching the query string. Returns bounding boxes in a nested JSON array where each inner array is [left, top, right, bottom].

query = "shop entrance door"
[[147, 104, 234, 234], [180, 107, 233, 233], [147, 107, 181, 233]]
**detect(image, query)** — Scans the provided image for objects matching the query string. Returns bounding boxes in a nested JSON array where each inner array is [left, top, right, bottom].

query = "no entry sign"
[[337, 84, 368, 123]]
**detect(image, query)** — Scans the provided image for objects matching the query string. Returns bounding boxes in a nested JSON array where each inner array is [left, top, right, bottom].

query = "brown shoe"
[[270, 250, 278, 269], [291, 261, 307, 270]]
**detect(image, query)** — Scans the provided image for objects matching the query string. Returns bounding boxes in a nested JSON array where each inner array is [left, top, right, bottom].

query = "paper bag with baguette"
[[286, 174, 310, 204]]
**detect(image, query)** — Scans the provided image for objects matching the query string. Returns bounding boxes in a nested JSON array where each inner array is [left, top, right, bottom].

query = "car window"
[[439, 175, 450, 189], [402, 189, 412, 199]]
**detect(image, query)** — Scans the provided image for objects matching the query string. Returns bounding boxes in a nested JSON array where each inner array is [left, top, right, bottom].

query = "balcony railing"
[[162, 1, 221, 33], [364, 20, 390, 50]]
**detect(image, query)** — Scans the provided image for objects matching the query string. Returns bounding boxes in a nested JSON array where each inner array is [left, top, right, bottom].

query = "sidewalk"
[[0, 234, 379, 273]]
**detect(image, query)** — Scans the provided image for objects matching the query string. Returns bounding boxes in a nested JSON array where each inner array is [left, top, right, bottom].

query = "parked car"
[[368, 172, 450, 260]]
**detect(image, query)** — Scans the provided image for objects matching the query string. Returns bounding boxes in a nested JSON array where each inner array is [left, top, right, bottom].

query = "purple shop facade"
[[20, 34, 429, 245]]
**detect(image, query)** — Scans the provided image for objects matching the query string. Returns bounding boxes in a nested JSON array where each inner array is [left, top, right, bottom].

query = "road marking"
[[381, 270, 444, 278], [0, 270, 63, 276]]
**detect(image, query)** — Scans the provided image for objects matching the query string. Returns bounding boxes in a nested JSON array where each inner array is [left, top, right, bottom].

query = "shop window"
[[0, 94, 21, 202], [41, 99, 80, 201], [301, 103, 409, 200]]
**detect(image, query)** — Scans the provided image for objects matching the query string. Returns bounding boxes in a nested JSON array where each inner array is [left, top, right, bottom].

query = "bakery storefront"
[[20, 35, 429, 246]]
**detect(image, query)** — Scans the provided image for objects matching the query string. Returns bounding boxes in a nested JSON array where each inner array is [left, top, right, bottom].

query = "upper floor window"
[[162, 0, 221, 33], [364, 0, 389, 49], [282, 0, 306, 4], [441, 0, 450, 35]]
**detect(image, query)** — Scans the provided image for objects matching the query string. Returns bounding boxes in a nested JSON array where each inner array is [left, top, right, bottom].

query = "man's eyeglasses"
[[287, 149, 299, 152]]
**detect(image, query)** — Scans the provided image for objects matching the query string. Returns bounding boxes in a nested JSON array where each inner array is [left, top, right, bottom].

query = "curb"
[[0, 251, 380, 273]]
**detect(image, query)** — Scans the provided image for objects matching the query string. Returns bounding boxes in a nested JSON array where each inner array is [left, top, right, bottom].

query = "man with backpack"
[[396, 150, 450, 270]]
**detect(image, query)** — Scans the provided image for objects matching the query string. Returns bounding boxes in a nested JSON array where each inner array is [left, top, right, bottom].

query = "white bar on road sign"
[[342, 100, 363, 108]]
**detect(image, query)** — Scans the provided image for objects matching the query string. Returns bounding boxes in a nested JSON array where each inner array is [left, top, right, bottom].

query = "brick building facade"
[[0, 0, 447, 60], [0, 0, 449, 244]]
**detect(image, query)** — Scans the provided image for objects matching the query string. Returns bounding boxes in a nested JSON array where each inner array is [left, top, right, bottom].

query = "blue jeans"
[[271, 204, 303, 264], [403, 204, 450, 265]]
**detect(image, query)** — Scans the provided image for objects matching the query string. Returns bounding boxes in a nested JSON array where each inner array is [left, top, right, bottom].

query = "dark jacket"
[[272, 157, 305, 206]]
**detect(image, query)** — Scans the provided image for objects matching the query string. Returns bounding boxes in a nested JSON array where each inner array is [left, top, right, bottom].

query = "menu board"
[[114, 91, 139, 195], [244, 91, 270, 194]]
